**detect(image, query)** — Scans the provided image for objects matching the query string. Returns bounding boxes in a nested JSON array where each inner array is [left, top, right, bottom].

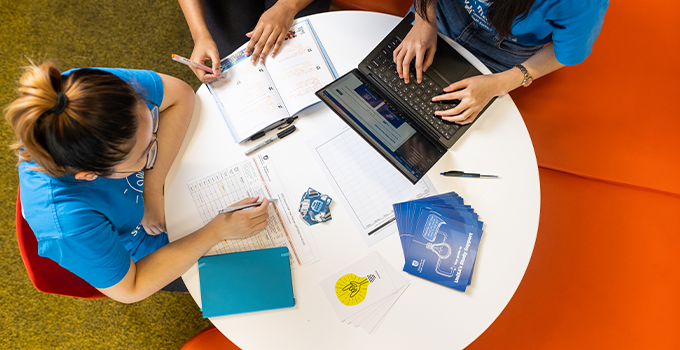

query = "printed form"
[[187, 153, 320, 268], [307, 123, 437, 247]]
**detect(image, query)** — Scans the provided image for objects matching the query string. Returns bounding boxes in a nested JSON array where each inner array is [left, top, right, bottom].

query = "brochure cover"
[[393, 192, 484, 292]]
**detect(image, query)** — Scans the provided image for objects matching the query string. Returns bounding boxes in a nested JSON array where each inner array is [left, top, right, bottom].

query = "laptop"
[[315, 12, 496, 184]]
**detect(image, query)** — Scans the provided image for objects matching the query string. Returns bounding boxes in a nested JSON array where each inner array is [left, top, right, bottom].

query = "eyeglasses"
[[145, 104, 159, 170], [106, 102, 160, 177]]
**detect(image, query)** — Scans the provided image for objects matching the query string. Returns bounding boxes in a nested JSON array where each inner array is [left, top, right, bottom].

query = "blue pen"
[[440, 170, 498, 178]]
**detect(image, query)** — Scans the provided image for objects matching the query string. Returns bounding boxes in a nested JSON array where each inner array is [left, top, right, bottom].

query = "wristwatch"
[[515, 64, 533, 88]]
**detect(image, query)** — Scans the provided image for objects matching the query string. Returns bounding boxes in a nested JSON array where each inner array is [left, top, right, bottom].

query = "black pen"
[[245, 125, 297, 155], [244, 116, 298, 143], [440, 170, 498, 178]]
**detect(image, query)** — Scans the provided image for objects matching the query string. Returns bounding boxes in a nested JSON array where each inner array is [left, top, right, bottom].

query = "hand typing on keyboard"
[[392, 7, 438, 84], [432, 73, 515, 125]]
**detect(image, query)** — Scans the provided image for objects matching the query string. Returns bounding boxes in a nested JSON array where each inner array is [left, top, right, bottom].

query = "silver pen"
[[245, 125, 297, 156], [218, 198, 278, 214]]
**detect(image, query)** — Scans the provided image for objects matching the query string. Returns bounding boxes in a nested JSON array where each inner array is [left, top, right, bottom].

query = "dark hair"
[[4, 61, 141, 177], [416, 0, 536, 39]]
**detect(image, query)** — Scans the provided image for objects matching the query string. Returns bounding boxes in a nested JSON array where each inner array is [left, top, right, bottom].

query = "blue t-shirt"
[[458, 0, 609, 65], [19, 68, 167, 289]]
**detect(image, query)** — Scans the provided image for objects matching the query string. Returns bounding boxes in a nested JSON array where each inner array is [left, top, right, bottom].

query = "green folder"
[[198, 246, 295, 318]]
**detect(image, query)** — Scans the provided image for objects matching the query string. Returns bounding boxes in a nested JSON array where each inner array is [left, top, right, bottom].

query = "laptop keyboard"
[[366, 37, 461, 140]]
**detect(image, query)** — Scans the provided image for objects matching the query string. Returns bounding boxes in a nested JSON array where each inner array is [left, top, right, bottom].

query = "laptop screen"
[[317, 70, 444, 183]]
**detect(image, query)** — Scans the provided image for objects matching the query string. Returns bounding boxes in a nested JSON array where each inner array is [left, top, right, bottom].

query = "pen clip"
[[277, 116, 298, 130], [244, 116, 298, 143]]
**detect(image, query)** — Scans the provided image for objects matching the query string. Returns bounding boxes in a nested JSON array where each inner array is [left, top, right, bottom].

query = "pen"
[[218, 198, 278, 214], [245, 125, 297, 156], [245, 116, 298, 143], [440, 170, 498, 178], [171, 54, 215, 74]]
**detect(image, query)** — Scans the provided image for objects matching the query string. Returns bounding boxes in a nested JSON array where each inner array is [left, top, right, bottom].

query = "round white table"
[[165, 11, 540, 350]]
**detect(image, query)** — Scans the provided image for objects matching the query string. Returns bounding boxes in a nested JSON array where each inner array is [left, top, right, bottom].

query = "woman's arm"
[[140, 74, 194, 235], [434, 43, 566, 124], [99, 197, 271, 303], [244, 0, 316, 64], [393, 1, 438, 84], [178, 0, 222, 82]]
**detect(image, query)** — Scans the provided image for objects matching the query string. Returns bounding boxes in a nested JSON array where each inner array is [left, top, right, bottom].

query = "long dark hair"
[[416, 0, 536, 39], [4, 62, 141, 177]]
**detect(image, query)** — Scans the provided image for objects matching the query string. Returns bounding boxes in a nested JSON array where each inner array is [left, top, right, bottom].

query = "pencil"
[[171, 54, 215, 74]]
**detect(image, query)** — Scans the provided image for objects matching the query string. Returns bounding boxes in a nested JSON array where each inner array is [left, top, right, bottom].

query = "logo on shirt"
[[122, 171, 144, 204], [126, 171, 144, 193]]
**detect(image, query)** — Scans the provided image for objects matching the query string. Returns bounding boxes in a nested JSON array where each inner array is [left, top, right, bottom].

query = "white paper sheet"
[[307, 123, 438, 246], [187, 152, 320, 268], [320, 252, 409, 333]]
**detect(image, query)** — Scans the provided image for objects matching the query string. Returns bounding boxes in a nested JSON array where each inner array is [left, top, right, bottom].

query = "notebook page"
[[208, 48, 289, 143], [307, 123, 437, 246], [266, 19, 335, 115]]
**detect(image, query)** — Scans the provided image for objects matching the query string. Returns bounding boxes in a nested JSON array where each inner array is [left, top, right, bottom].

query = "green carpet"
[[0, 1, 214, 349]]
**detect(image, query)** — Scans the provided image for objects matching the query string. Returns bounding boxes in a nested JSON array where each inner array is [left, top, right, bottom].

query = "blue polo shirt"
[[19, 68, 167, 289], [459, 0, 609, 65]]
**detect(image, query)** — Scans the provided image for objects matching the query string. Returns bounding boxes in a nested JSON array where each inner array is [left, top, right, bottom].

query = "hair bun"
[[47, 92, 69, 115]]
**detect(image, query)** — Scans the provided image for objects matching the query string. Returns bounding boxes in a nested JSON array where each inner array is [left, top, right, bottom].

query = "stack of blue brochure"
[[393, 192, 483, 292]]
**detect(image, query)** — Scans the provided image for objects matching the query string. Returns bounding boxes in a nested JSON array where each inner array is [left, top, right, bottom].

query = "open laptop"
[[315, 12, 496, 184]]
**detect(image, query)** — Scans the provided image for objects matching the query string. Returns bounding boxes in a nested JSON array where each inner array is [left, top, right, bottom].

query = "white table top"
[[165, 11, 540, 350]]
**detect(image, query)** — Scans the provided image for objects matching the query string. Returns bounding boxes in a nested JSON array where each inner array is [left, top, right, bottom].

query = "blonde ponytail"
[[5, 61, 69, 176], [4, 61, 142, 177]]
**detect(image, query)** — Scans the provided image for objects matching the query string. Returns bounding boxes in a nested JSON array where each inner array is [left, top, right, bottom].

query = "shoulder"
[[545, 0, 609, 19], [63, 67, 164, 108], [20, 168, 112, 240]]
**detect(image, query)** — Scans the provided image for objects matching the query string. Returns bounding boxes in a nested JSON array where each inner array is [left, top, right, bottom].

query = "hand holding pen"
[[211, 197, 271, 240], [172, 53, 220, 83]]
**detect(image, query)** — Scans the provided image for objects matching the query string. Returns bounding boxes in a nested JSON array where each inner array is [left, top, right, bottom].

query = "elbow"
[[116, 296, 145, 304], [107, 293, 147, 304], [181, 80, 196, 108]]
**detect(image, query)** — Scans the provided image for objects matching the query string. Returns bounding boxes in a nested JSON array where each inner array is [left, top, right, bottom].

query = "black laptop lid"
[[316, 70, 446, 184]]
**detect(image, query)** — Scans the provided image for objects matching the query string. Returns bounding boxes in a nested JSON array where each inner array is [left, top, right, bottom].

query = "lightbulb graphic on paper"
[[335, 273, 377, 306], [426, 242, 452, 260]]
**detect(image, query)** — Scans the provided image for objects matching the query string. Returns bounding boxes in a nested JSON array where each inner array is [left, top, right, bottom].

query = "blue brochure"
[[393, 192, 483, 292], [198, 246, 295, 318]]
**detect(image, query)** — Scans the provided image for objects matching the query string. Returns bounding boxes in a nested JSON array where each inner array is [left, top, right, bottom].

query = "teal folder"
[[198, 246, 295, 318]]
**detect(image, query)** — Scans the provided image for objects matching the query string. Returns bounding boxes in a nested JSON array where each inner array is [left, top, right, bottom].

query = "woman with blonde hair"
[[5, 62, 270, 303]]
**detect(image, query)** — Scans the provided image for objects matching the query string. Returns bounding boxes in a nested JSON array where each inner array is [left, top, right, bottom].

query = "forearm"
[[143, 87, 194, 197], [100, 197, 270, 303], [178, 0, 212, 42], [274, 0, 317, 16], [104, 223, 220, 303], [493, 43, 566, 95]]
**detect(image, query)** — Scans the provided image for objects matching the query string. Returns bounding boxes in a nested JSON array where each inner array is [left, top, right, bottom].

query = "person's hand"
[[210, 197, 270, 240], [141, 193, 167, 235], [244, 2, 297, 64], [189, 36, 221, 83], [433, 74, 505, 124], [393, 15, 438, 84]]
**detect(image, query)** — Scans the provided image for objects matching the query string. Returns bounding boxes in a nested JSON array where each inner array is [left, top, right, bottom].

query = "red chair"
[[180, 326, 240, 350], [16, 186, 106, 299]]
